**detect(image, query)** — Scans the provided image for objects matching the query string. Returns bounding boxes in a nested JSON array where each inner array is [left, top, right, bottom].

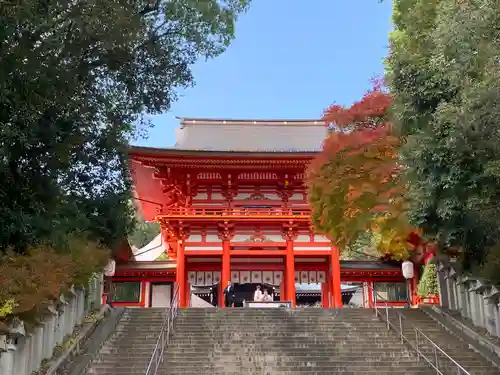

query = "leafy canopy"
[[0, 0, 250, 322], [0, 0, 250, 252], [418, 263, 439, 297], [129, 205, 161, 249], [308, 88, 414, 260], [387, 0, 500, 282]]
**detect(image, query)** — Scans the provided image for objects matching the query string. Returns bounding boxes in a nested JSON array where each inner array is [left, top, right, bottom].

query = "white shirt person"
[[253, 285, 263, 301], [263, 290, 273, 302]]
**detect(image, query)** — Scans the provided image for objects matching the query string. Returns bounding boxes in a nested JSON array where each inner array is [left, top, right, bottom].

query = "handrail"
[[156, 207, 311, 217], [144, 284, 180, 375], [365, 283, 471, 375]]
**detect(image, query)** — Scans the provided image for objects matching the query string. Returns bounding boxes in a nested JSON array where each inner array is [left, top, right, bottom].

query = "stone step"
[[87, 308, 485, 375], [91, 369, 434, 375], [97, 347, 413, 356], [117, 320, 165, 325], [86, 308, 165, 375], [178, 311, 375, 314], [99, 348, 157, 354], [173, 325, 387, 330], [176, 318, 383, 322], [163, 357, 420, 364], [94, 355, 412, 363], [177, 323, 380, 326], [156, 309, 433, 375], [164, 342, 415, 348], [93, 361, 434, 374], [160, 363, 434, 375], [105, 345, 412, 353], [171, 329, 398, 334], [163, 372, 432, 375], [105, 336, 161, 342], [163, 354, 417, 360], [169, 331, 401, 337], [175, 312, 377, 316], [392, 308, 499, 374]]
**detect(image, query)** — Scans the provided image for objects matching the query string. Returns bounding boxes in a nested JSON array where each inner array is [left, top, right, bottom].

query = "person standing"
[[253, 285, 263, 302], [210, 286, 218, 307], [263, 289, 273, 302], [223, 281, 235, 308]]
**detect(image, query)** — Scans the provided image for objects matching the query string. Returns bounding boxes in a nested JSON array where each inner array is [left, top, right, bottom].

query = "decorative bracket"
[[248, 233, 269, 243], [282, 221, 299, 241], [277, 173, 293, 204], [220, 173, 237, 202], [217, 221, 235, 241], [245, 192, 270, 201], [160, 220, 190, 242]]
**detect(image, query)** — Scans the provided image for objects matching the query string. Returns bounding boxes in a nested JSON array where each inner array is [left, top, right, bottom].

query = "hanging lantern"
[[103, 259, 116, 277], [402, 260, 414, 280]]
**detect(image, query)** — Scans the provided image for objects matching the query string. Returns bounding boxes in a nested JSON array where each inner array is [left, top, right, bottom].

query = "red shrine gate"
[[156, 209, 343, 308], [112, 118, 416, 309]]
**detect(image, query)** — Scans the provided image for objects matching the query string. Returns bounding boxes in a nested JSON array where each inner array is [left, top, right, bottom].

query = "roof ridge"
[[178, 117, 325, 126]]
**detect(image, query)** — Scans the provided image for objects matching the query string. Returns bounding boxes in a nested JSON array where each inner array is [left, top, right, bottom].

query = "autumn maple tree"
[[308, 87, 416, 260]]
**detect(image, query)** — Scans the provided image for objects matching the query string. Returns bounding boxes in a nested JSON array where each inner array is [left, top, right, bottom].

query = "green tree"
[[418, 263, 439, 297], [0, 0, 250, 253], [342, 232, 380, 261], [129, 217, 160, 249], [387, 0, 500, 282], [0, 0, 250, 324]]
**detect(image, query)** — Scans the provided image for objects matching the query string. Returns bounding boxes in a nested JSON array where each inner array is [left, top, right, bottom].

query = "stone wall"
[[436, 262, 500, 338], [0, 274, 103, 375]]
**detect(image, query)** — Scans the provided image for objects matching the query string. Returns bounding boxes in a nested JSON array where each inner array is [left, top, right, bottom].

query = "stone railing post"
[[78, 288, 85, 323], [3, 279, 107, 375], [41, 310, 56, 360], [34, 325, 44, 373], [436, 269, 449, 308], [0, 338, 16, 375], [27, 333, 34, 374], [12, 337, 26, 375]]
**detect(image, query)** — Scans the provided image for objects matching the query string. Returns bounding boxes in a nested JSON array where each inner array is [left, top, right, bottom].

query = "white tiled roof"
[[133, 233, 165, 261], [174, 119, 327, 152]]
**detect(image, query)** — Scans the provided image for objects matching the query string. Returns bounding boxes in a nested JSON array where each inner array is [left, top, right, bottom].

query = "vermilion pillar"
[[176, 240, 186, 308], [184, 272, 191, 307], [280, 280, 286, 301], [286, 240, 296, 307], [330, 247, 342, 308], [218, 281, 225, 308], [321, 282, 330, 308], [221, 239, 231, 308]]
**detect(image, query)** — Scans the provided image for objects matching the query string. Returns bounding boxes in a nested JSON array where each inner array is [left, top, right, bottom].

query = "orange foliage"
[[0, 248, 73, 316], [323, 90, 393, 130], [308, 87, 416, 259], [0, 240, 109, 326]]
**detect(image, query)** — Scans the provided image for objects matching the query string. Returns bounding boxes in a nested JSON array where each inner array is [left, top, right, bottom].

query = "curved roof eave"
[[128, 145, 319, 158]]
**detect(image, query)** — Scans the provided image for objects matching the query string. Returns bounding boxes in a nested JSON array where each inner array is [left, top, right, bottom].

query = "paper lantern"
[[103, 259, 116, 277], [402, 260, 414, 279]]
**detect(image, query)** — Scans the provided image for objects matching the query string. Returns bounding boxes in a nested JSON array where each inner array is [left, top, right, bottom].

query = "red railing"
[[415, 295, 440, 305], [144, 284, 180, 375], [157, 207, 311, 218]]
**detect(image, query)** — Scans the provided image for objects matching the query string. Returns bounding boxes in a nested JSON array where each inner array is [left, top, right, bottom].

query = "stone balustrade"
[[0, 274, 103, 375], [436, 261, 500, 339]]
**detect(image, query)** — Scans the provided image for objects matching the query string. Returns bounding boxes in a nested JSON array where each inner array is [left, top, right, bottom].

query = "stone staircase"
[[160, 308, 433, 375], [390, 308, 499, 375], [86, 308, 165, 375]]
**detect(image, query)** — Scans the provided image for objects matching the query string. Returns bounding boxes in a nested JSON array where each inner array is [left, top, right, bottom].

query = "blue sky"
[[139, 0, 393, 148]]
